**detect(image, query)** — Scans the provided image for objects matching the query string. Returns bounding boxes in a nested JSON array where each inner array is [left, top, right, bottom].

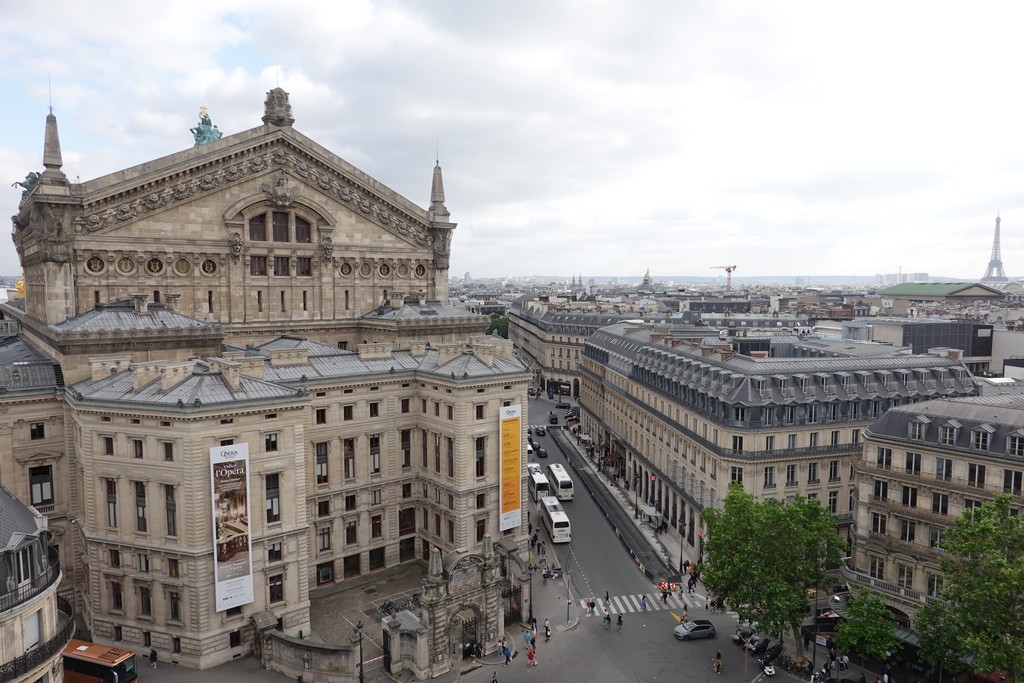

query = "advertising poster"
[[499, 404, 523, 531], [210, 443, 255, 611]]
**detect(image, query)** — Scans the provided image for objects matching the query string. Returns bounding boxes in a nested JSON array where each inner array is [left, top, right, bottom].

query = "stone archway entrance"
[[448, 604, 482, 660]]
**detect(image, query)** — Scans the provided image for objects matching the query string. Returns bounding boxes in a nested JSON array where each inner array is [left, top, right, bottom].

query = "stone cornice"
[[73, 135, 435, 249]]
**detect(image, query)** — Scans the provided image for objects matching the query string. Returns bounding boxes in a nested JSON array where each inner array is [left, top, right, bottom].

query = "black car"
[[535, 425, 547, 436], [548, 415, 559, 425], [555, 402, 572, 409], [537, 447, 548, 458]]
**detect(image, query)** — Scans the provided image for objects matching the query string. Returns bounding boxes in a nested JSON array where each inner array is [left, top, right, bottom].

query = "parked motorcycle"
[[731, 626, 757, 647], [748, 635, 771, 655]]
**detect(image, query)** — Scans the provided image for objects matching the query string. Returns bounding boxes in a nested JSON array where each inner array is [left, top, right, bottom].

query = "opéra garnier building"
[[2, 90, 530, 670]]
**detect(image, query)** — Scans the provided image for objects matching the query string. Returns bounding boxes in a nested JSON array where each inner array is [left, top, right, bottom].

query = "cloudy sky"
[[2, 1, 1022, 281]]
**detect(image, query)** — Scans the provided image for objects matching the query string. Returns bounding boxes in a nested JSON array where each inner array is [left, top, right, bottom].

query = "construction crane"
[[709, 265, 737, 292]]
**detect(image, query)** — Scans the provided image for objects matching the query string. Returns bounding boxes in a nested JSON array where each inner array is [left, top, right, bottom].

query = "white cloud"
[[1, 1, 1022, 280]]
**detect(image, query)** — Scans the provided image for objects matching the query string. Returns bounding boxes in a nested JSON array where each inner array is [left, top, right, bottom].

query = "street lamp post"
[[633, 474, 640, 518], [354, 619, 364, 683], [528, 560, 534, 622]]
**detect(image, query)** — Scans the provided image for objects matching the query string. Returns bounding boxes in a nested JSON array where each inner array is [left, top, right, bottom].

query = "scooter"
[[732, 626, 757, 647]]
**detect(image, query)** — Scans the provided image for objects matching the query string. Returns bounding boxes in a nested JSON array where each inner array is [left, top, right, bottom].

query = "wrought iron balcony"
[[0, 594, 75, 683], [0, 545, 62, 614]]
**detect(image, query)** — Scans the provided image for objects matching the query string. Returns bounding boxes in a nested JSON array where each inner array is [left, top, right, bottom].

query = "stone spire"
[[428, 162, 449, 222], [41, 110, 67, 183]]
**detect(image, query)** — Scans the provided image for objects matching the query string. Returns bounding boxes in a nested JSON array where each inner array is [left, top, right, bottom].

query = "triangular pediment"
[[72, 127, 437, 249]]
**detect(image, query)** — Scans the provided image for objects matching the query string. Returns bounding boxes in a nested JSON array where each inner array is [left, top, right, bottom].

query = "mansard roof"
[[363, 301, 485, 323], [588, 322, 975, 406], [868, 394, 1024, 457], [54, 299, 219, 336], [0, 336, 61, 391], [0, 485, 44, 551]]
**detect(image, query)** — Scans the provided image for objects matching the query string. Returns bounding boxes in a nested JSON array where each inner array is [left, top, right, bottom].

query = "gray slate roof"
[[0, 485, 43, 550], [0, 337, 60, 390], [54, 300, 219, 335], [363, 302, 485, 323], [869, 394, 1024, 457]]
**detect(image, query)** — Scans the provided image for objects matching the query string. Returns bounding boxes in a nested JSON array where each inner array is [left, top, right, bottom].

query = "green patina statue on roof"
[[11, 171, 41, 197], [191, 106, 222, 146]]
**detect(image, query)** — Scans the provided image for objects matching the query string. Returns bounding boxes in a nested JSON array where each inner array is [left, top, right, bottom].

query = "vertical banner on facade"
[[499, 405, 523, 531], [210, 443, 255, 611]]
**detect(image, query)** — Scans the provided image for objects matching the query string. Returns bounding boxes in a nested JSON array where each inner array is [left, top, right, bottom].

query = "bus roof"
[[64, 639, 135, 665], [530, 472, 549, 483], [539, 496, 564, 512]]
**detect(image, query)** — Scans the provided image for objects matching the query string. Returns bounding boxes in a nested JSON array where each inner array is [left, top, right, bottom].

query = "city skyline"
[[3, 2, 1024, 281]]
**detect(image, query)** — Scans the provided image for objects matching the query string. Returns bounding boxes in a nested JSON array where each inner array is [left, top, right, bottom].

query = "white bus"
[[539, 496, 571, 543], [545, 463, 574, 501], [528, 472, 551, 502]]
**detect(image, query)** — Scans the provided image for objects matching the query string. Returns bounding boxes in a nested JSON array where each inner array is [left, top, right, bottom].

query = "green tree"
[[836, 589, 898, 665], [702, 484, 845, 660], [486, 315, 508, 338], [915, 495, 1024, 683], [915, 598, 969, 683]]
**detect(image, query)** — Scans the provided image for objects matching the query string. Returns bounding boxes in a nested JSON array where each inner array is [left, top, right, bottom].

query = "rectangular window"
[[873, 480, 888, 500], [345, 494, 356, 511], [899, 519, 916, 543], [110, 549, 120, 568], [168, 558, 179, 577], [272, 212, 289, 242], [265, 473, 281, 523], [935, 457, 953, 481], [828, 459, 840, 481], [162, 442, 174, 462], [315, 408, 327, 424], [828, 490, 838, 514], [106, 478, 118, 528], [139, 553, 150, 572], [932, 492, 948, 515], [896, 564, 913, 589], [763, 466, 775, 488], [111, 581, 123, 611], [249, 214, 266, 241], [169, 592, 182, 622], [968, 463, 986, 487], [403, 483, 412, 499], [344, 439, 355, 478], [869, 556, 884, 580], [269, 574, 284, 603], [851, 429, 860, 444], [267, 542, 282, 562], [318, 526, 331, 551], [764, 435, 775, 452], [369, 402, 380, 418], [972, 430, 991, 451], [370, 489, 382, 505], [939, 425, 956, 446], [730, 466, 744, 484], [317, 561, 334, 586], [401, 398, 410, 414], [250, 256, 268, 276], [317, 500, 330, 517], [732, 436, 743, 452], [809, 432, 819, 448], [29, 465, 53, 506], [902, 486, 917, 507], [346, 521, 358, 545], [295, 217, 311, 243], [475, 404, 485, 420], [477, 518, 486, 542], [786, 464, 797, 486], [871, 512, 887, 534], [134, 481, 147, 532], [103, 436, 114, 455], [372, 514, 383, 538], [1004, 469, 1023, 494], [132, 439, 144, 459], [929, 526, 943, 548], [876, 447, 892, 469], [369, 435, 381, 474], [1009, 436, 1024, 457], [30, 422, 45, 440], [909, 422, 924, 440], [265, 433, 278, 452], [165, 484, 177, 536], [296, 257, 312, 277], [905, 452, 921, 476], [401, 430, 412, 469], [927, 573, 943, 598], [316, 442, 329, 484], [807, 405, 818, 424], [807, 463, 819, 484], [448, 519, 455, 542], [343, 405, 354, 421], [139, 586, 152, 616]]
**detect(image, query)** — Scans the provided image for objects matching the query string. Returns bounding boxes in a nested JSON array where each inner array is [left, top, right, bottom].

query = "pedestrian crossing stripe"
[[581, 592, 691, 614]]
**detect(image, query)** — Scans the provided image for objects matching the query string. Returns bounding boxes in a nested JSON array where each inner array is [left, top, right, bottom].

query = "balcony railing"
[[0, 546, 61, 614], [0, 594, 74, 683], [839, 562, 935, 607], [855, 452, 1024, 501]]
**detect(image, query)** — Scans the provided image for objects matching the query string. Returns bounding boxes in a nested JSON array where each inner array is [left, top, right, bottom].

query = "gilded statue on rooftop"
[[191, 106, 223, 147]]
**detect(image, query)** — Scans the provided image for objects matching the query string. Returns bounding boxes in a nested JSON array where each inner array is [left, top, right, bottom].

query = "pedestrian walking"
[[149, 649, 158, 669], [683, 606, 688, 622], [640, 595, 648, 611], [842, 654, 850, 672], [545, 624, 551, 642], [713, 651, 723, 674], [603, 590, 610, 607], [503, 646, 511, 666], [661, 590, 669, 604], [492, 668, 498, 683]]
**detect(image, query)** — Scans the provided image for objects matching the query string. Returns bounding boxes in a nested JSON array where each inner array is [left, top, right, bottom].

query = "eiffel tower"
[[981, 214, 1009, 283]]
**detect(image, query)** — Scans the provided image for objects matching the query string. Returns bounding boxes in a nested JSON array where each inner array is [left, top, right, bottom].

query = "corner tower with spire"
[[427, 161, 457, 304]]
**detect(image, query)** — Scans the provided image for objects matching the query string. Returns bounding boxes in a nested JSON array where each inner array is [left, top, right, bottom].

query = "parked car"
[[535, 425, 547, 436], [556, 402, 572, 409], [674, 620, 716, 641], [537, 447, 548, 458]]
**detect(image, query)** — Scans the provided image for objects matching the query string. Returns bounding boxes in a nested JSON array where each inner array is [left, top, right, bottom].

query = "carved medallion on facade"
[[116, 257, 137, 275], [340, 262, 352, 276], [201, 259, 218, 275], [146, 258, 165, 275], [174, 258, 192, 275], [397, 263, 409, 278], [379, 263, 391, 277], [86, 256, 105, 274], [415, 264, 427, 278], [359, 262, 372, 277]]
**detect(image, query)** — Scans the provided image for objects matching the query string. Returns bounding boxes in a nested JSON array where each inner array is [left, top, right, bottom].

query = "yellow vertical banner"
[[499, 405, 523, 531]]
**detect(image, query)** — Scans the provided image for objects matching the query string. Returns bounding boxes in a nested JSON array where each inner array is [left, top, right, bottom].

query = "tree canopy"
[[701, 484, 845, 658], [915, 495, 1024, 683], [486, 315, 508, 338], [836, 588, 898, 663]]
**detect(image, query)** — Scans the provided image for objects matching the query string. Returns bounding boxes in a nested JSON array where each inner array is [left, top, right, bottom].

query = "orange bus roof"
[[63, 639, 134, 665]]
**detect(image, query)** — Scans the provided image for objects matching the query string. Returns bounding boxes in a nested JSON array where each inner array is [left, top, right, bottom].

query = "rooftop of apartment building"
[[0, 485, 45, 551], [867, 393, 1024, 448], [66, 334, 527, 410]]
